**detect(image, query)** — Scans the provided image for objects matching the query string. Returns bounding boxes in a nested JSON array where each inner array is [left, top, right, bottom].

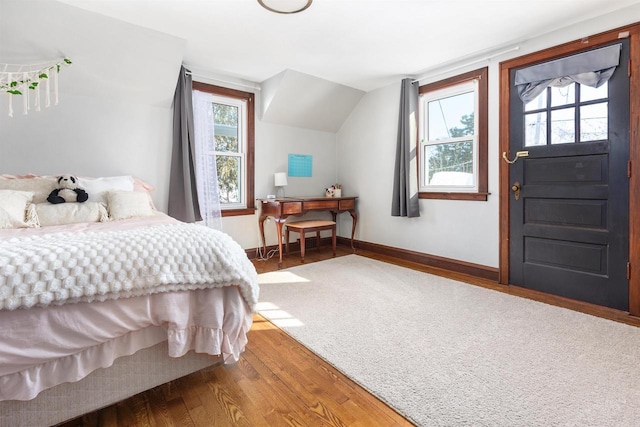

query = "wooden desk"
[[258, 196, 358, 266]]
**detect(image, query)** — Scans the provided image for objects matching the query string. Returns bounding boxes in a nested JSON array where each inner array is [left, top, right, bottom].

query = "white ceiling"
[[56, 0, 640, 92], [2, 0, 638, 132]]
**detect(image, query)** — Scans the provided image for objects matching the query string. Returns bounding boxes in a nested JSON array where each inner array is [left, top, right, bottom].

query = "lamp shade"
[[274, 172, 288, 187]]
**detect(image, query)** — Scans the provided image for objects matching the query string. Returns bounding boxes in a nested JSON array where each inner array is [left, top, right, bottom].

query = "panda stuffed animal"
[[47, 174, 89, 204]]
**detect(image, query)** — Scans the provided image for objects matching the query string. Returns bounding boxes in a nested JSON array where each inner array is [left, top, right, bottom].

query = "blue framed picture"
[[288, 154, 312, 177]]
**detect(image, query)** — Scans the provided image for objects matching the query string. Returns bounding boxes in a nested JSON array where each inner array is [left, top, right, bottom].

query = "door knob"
[[511, 181, 521, 200]]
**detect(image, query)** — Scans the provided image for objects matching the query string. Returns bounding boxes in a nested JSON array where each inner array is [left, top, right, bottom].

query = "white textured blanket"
[[0, 223, 259, 311]]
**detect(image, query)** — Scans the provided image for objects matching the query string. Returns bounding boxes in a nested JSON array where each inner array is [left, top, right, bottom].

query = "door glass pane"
[[216, 155, 241, 203], [551, 107, 575, 144], [425, 140, 474, 185], [580, 102, 608, 142], [550, 83, 575, 107], [428, 91, 474, 141], [581, 82, 608, 102], [213, 103, 239, 152], [524, 90, 546, 112], [525, 112, 547, 146]]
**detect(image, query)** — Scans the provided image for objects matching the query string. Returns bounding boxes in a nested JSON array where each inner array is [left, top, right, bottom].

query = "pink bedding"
[[0, 286, 252, 401], [0, 210, 176, 239], [0, 212, 258, 402]]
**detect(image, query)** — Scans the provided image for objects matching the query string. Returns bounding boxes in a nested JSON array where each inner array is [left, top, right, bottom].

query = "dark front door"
[[508, 41, 630, 311]]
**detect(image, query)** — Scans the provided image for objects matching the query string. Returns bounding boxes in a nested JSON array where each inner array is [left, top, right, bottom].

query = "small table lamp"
[[274, 172, 288, 198]]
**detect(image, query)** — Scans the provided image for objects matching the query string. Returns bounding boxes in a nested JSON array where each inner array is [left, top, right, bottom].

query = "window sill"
[[419, 192, 489, 201], [221, 207, 256, 217]]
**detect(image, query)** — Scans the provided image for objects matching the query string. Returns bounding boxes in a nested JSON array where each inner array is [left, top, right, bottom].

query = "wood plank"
[[98, 405, 118, 427], [181, 371, 232, 425], [245, 319, 404, 427], [240, 347, 326, 426]]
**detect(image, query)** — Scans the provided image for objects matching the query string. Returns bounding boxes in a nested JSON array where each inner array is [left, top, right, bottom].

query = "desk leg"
[[275, 218, 286, 267], [349, 210, 358, 251], [332, 210, 358, 252], [258, 214, 268, 255]]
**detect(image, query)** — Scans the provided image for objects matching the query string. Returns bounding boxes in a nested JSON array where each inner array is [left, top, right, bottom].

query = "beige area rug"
[[256, 255, 640, 427]]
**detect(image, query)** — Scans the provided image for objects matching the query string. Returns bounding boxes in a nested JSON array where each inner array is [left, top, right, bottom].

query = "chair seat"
[[285, 220, 336, 263], [286, 220, 336, 230]]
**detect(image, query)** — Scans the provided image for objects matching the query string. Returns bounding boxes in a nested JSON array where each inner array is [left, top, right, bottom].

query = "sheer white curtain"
[[192, 90, 223, 230]]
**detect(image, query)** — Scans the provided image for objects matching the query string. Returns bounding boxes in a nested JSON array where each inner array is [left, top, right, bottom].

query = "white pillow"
[[35, 202, 109, 227], [0, 177, 57, 204], [80, 176, 135, 204], [133, 177, 157, 210], [0, 190, 38, 228], [107, 190, 154, 220], [0, 206, 22, 229]]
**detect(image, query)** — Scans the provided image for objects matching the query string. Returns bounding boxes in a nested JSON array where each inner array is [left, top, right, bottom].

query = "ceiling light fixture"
[[258, 0, 312, 14]]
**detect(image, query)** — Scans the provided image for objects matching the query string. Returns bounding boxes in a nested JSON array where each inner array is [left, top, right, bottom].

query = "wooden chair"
[[285, 220, 336, 263]]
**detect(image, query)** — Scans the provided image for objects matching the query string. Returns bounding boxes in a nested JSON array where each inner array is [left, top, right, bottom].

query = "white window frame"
[[419, 79, 479, 193], [210, 94, 248, 210]]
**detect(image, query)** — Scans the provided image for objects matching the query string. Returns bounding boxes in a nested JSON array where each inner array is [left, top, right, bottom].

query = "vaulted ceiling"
[[55, 0, 639, 91], [2, 0, 638, 132]]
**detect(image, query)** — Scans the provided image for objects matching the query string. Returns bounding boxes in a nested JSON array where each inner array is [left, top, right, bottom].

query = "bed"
[[0, 174, 259, 426]]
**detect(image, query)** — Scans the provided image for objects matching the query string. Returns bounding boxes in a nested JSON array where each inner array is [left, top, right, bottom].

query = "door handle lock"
[[511, 181, 521, 201]]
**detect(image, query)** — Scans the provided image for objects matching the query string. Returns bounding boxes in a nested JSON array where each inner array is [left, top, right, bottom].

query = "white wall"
[[0, 94, 174, 210], [0, 0, 184, 213], [0, 83, 337, 251], [336, 81, 500, 267], [173, 72, 339, 249], [336, 7, 640, 269], [222, 88, 338, 250], [0, 0, 339, 250]]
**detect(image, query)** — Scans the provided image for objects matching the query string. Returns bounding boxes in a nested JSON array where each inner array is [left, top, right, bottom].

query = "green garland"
[[1, 58, 72, 95]]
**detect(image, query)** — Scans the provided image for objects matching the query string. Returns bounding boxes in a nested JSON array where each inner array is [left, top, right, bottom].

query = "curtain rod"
[[413, 46, 520, 83], [185, 70, 261, 91]]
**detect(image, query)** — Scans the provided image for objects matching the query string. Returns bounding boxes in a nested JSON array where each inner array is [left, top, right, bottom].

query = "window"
[[192, 82, 255, 216], [524, 82, 608, 147], [418, 67, 488, 201]]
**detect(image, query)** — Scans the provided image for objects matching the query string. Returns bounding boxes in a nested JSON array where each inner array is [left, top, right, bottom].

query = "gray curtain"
[[168, 65, 202, 223], [391, 78, 420, 218], [515, 43, 621, 103]]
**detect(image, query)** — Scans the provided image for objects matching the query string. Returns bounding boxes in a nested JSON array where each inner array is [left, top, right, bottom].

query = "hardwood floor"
[[60, 245, 414, 427]]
